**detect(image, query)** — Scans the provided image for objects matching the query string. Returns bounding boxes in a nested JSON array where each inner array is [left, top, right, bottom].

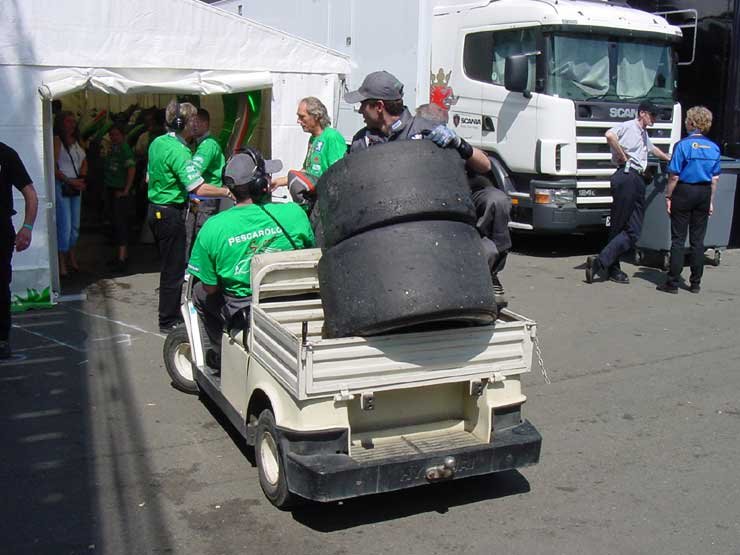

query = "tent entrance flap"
[[38, 68, 273, 99]]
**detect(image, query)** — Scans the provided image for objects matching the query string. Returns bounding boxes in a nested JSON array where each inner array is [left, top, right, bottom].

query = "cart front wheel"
[[163, 325, 199, 394]]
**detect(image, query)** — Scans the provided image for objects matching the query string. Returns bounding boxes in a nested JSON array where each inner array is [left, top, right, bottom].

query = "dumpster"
[[636, 157, 739, 269]]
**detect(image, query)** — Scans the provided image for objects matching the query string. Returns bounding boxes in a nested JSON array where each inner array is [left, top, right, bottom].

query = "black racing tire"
[[163, 325, 199, 395], [255, 409, 297, 510], [317, 139, 476, 248], [318, 220, 497, 338]]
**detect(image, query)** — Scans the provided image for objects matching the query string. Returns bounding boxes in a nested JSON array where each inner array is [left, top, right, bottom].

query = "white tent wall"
[[0, 0, 349, 306]]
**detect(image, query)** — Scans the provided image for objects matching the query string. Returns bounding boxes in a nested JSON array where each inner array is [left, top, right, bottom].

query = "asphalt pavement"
[[2, 235, 739, 555]]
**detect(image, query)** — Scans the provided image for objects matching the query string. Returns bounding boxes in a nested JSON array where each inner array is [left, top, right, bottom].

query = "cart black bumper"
[[279, 420, 541, 503]]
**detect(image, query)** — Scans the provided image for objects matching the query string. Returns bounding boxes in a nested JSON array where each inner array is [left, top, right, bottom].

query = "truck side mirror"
[[504, 54, 530, 95]]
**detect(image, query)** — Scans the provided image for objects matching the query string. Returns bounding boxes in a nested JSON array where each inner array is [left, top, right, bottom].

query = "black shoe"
[[585, 256, 603, 284], [114, 259, 129, 274], [689, 283, 701, 294], [492, 274, 507, 307], [205, 349, 221, 372], [159, 322, 182, 334], [0, 340, 10, 359], [656, 283, 678, 294], [609, 269, 630, 284]]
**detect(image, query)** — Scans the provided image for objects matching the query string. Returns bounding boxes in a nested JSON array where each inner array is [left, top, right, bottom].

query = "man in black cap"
[[585, 101, 671, 285], [187, 148, 314, 369], [345, 70, 490, 173]]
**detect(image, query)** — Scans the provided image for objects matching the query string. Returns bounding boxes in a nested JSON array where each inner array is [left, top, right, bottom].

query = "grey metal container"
[[636, 158, 739, 267]]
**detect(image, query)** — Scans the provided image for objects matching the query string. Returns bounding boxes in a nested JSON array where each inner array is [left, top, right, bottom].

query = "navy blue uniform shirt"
[[667, 133, 721, 183]]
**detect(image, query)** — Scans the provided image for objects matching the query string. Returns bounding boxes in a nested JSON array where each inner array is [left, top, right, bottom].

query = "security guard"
[[147, 100, 232, 333], [586, 101, 671, 284], [657, 106, 721, 294]]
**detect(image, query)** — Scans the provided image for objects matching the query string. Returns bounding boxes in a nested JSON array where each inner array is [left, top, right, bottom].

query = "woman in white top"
[[54, 111, 87, 276]]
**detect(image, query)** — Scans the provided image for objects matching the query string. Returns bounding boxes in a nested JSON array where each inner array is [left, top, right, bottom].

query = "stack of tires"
[[316, 140, 498, 339]]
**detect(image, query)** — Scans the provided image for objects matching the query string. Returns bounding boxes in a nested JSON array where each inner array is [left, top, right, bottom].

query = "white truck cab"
[[431, 0, 683, 233], [216, 0, 683, 235], [167, 249, 541, 508]]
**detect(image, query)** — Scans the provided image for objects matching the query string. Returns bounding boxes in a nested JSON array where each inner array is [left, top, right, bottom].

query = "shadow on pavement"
[[0, 293, 174, 553], [511, 230, 608, 258], [292, 469, 531, 532]]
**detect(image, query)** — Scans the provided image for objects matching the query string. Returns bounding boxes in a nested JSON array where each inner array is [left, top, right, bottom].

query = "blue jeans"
[[55, 179, 81, 252]]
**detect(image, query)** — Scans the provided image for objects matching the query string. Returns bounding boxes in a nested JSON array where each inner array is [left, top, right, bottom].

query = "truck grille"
[[575, 121, 673, 209]]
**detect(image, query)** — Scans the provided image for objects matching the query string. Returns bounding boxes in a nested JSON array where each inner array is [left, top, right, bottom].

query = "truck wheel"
[[163, 325, 199, 395], [317, 140, 476, 247], [255, 409, 296, 510], [319, 220, 497, 338]]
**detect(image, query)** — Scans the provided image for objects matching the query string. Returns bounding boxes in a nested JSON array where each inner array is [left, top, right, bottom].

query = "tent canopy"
[[2, 0, 349, 100], [0, 0, 350, 307]]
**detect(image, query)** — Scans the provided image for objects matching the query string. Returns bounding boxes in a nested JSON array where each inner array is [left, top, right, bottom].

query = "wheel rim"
[[260, 430, 280, 486], [173, 342, 194, 381]]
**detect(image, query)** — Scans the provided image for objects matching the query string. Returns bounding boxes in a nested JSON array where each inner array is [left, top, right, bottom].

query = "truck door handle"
[[482, 116, 495, 132]]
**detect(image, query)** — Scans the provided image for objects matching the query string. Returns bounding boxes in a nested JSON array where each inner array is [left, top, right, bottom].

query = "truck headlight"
[[534, 188, 575, 206]]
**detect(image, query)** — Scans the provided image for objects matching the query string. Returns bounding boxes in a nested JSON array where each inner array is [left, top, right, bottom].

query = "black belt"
[[152, 203, 186, 211], [680, 181, 711, 186], [616, 165, 644, 176]]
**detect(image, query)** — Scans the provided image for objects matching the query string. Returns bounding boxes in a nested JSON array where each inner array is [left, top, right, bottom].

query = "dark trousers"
[[185, 199, 220, 258], [1, 222, 14, 341], [192, 282, 252, 351], [598, 169, 646, 272], [110, 193, 132, 247], [147, 204, 186, 328], [666, 182, 711, 288], [471, 183, 512, 271]]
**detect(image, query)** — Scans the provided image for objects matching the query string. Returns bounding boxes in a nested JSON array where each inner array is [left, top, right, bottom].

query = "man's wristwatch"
[[456, 138, 473, 160]]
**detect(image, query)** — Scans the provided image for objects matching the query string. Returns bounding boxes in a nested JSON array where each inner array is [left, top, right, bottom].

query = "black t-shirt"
[[0, 142, 32, 219]]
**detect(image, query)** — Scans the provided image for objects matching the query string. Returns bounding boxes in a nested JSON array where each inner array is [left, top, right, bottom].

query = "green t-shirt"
[[303, 127, 347, 179], [192, 135, 225, 186], [187, 202, 315, 297], [103, 143, 135, 189], [147, 133, 203, 205]]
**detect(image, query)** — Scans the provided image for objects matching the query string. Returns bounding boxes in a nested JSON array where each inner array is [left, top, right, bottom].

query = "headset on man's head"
[[170, 101, 186, 131], [222, 146, 270, 199]]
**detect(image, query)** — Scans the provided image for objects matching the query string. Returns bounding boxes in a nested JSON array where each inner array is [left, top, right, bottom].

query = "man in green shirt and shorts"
[[188, 148, 314, 369], [188, 108, 226, 248], [147, 100, 233, 333], [272, 96, 346, 209]]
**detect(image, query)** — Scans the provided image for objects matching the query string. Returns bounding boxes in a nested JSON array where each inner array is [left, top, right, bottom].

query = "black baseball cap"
[[223, 151, 282, 186], [344, 71, 404, 103], [638, 101, 659, 116]]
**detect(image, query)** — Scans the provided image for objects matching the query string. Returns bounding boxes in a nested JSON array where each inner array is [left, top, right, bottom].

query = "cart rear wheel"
[[712, 249, 721, 266], [163, 325, 199, 394], [662, 252, 671, 271], [256, 409, 296, 509]]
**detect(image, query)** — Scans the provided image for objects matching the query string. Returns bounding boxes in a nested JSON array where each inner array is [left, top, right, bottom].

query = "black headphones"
[[223, 147, 270, 199], [170, 101, 186, 131]]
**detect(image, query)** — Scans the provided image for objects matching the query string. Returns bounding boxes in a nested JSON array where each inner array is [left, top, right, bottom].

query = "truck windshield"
[[547, 34, 675, 103]]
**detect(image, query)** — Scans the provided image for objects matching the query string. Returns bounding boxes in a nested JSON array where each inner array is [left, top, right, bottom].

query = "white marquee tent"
[[1, 0, 350, 307]]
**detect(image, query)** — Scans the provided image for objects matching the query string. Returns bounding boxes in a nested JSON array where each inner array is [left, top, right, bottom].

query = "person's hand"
[[15, 227, 32, 252], [70, 178, 87, 192], [665, 197, 671, 215], [709, 201, 714, 216], [114, 189, 129, 198], [428, 124, 461, 149]]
